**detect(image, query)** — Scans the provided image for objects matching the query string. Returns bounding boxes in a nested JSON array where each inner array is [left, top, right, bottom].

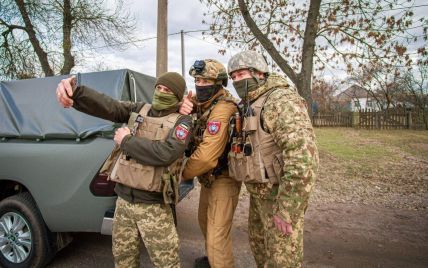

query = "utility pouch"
[[100, 144, 121, 176], [243, 116, 258, 132], [228, 152, 255, 182], [243, 136, 253, 156], [113, 155, 162, 192], [163, 173, 179, 205]]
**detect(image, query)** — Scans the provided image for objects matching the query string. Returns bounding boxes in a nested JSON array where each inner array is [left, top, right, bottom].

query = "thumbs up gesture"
[[179, 90, 194, 115]]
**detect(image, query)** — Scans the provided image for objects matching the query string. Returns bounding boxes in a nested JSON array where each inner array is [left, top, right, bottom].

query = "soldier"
[[227, 51, 319, 267], [181, 59, 242, 268], [56, 72, 192, 268]]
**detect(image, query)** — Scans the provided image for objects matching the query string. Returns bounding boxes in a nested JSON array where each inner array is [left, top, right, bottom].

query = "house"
[[335, 85, 379, 111]]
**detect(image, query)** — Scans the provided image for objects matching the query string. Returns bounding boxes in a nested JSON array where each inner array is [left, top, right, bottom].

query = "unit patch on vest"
[[174, 123, 189, 141], [207, 121, 221, 135]]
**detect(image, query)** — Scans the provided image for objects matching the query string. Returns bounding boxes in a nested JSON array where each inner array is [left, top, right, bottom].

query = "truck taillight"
[[90, 173, 116, 196]]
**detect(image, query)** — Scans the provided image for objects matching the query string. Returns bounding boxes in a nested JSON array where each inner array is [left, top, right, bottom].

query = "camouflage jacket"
[[246, 73, 319, 224]]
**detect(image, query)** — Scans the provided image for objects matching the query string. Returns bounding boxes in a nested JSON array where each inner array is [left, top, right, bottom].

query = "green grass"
[[356, 130, 428, 160], [315, 128, 395, 162], [315, 127, 428, 177], [312, 128, 428, 209]]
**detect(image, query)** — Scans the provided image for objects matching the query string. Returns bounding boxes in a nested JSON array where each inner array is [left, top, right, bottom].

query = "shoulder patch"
[[174, 123, 190, 141], [207, 121, 221, 135]]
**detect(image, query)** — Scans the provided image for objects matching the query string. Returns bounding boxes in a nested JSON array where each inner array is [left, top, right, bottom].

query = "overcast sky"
[[74, 0, 427, 93], [74, 0, 242, 93]]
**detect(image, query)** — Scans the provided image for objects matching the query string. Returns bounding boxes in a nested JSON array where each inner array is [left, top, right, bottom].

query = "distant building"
[[336, 85, 380, 111]]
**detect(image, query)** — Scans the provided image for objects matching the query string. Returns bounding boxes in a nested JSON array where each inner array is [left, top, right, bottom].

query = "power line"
[[76, 30, 199, 52], [183, 32, 225, 48], [75, 15, 426, 53]]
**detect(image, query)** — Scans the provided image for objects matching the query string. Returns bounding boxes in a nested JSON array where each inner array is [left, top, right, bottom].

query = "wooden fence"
[[312, 113, 353, 127], [313, 108, 428, 130]]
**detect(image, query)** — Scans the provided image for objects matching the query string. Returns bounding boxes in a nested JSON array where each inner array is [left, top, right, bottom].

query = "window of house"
[[354, 100, 360, 107]]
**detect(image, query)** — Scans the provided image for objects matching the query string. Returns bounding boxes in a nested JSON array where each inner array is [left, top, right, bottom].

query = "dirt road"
[[48, 129, 428, 267], [48, 184, 428, 268]]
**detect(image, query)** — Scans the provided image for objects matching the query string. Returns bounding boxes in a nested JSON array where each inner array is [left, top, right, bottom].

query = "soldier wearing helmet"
[[189, 59, 229, 102], [227, 51, 319, 267], [182, 59, 242, 268], [227, 50, 270, 98]]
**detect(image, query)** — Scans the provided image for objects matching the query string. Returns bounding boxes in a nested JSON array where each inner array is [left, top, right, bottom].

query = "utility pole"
[[156, 0, 168, 77], [180, 30, 185, 78]]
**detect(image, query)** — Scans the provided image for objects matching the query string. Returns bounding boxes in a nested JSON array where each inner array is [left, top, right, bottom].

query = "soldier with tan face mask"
[[181, 59, 242, 268], [227, 51, 319, 267]]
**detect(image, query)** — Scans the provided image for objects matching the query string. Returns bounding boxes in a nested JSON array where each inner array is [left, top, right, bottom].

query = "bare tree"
[[0, 0, 136, 80], [400, 63, 428, 128], [312, 79, 339, 113], [200, 0, 427, 115], [349, 63, 404, 110]]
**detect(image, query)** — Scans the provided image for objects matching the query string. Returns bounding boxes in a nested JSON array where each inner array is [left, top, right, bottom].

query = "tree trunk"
[[297, 0, 321, 116], [15, 0, 54, 76], [238, 0, 321, 116], [60, 0, 75, 75], [237, 0, 298, 84]]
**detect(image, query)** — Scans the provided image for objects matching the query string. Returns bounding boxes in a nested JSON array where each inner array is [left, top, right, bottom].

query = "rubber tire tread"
[[0, 192, 54, 268]]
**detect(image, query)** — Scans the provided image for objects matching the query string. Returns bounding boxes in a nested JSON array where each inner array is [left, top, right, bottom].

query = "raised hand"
[[179, 90, 194, 115], [56, 76, 76, 108]]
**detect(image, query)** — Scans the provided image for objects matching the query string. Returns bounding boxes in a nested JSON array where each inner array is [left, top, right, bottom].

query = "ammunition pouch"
[[162, 173, 179, 205], [99, 144, 121, 176], [112, 154, 164, 192]]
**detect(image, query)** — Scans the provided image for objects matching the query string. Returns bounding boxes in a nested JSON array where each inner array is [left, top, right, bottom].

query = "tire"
[[0, 192, 54, 268]]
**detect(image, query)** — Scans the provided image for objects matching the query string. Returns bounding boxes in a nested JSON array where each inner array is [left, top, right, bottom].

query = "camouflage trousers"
[[198, 175, 241, 268], [112, 197, 180, 268], [249, 194, 304, 268]]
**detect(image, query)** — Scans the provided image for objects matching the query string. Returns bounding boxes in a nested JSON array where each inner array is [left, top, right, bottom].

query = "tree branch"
[[237, 0, 298, 84], [15, 0, 53, 76], [60, 0, 74, 74]]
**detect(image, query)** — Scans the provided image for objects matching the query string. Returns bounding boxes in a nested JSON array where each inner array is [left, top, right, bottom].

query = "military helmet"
[[189, 59, 228, 86], [227, 51, 269, 75]]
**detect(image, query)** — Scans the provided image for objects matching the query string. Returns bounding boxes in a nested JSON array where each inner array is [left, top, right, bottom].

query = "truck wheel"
[[0, 193, 54, 268]]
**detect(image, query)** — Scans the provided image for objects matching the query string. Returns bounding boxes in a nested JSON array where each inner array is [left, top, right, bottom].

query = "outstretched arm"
[[56, 76, 143, 123]]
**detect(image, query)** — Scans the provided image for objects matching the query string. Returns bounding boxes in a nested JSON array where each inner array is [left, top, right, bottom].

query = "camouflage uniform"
[[228, 52, 319, 267], [183, 59, 242, 268], [113, 197, 179, 268], [71, 72, 192, 268]]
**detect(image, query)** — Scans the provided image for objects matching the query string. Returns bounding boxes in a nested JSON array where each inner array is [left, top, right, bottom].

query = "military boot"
[[194, 256, 211, 268]]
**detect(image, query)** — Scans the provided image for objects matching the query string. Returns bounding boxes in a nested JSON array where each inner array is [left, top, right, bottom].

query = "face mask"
[[195, 85, 220, 103], [232, 78, 259, 99], [151, 90, 178, 110]]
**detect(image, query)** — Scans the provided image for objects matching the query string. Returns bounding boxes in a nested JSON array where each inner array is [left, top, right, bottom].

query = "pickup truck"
[[0, 69, 193, 268]]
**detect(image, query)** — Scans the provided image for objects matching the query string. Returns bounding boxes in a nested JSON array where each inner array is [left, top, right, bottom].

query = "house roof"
[[336, 85, 368, 102]]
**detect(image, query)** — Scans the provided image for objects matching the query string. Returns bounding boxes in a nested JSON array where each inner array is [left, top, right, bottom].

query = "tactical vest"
[[228, 89, 284, 184], [110, 104, 183, 196], [193, 95, 237, 187]]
